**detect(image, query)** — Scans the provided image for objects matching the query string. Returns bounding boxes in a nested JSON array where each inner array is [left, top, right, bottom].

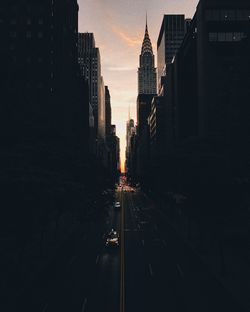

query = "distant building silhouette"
[[125, 119, 136, 177]]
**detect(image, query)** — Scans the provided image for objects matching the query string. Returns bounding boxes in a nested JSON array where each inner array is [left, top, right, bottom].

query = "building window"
[[209, 32, 247, 42], [27, 18, 31, 25], [206, 9, 250, 21], [225, 32, 233, 41], [38, 31, 43, 39], [218, 32, 226, 42], [38, 18, 44, 25]]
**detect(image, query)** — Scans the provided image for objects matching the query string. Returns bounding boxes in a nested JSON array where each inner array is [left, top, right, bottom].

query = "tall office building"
[[138, 19, 157, 95], [0, 0, 86, 137], [99, 76, 106, 139], [105, 86, 111, 137], [137, 19, 157, 136], [78, 32, 101, 136], [157, 15, 186, 91]]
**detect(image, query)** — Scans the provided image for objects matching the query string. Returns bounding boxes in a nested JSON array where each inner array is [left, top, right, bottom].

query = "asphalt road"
[[9, 184, 246, 312], [123, 188, 246, 312]]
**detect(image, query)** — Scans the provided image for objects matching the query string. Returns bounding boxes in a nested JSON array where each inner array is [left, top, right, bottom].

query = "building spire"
[[141, 13, 153, 55]]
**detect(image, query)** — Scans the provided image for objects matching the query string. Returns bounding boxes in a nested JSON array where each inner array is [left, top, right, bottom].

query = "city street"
[[1, 1, 249, 312], [10, 181, 246, 312]]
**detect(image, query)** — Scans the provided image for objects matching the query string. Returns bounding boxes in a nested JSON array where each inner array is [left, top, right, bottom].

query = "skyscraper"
[[105, 86, 111, 137], [0, 0, 85, 138], [78, 33, 101, 136], [157, 15, 186, 91], [137, 18, 157, 136], [138, 18, 157, 95]]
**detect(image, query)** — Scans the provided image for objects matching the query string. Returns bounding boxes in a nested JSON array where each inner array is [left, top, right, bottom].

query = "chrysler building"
[[138, 18, 157, 95]]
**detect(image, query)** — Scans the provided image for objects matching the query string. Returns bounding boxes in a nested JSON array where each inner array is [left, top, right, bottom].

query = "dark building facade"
[[105, 86, 111, 137], [148, 96, 166, 166], [125, 119, 136, 179], [169, 0, 250, 147], [0, 0, 87, 141], [158, 2, 250, 299], [106, 125, 121, 181], [157, 14, 186, 92], [78, 32, 102, 137]]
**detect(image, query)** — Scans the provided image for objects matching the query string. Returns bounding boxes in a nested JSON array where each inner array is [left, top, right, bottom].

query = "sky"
[[78, 0, 199, 172]]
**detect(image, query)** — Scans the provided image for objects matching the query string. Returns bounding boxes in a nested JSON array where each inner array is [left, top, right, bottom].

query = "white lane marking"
[[149, 264, 154, 277], [42, 304, 48, 312], [96, 255, 100, 264], [142, 239, 145, 247], [177, 264, 184, 278], [81, 298, 87, 312]]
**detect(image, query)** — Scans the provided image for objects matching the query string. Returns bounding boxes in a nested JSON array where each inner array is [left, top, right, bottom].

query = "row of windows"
[[209, 32, 247, 42], [10, 31, 45, 39], [205, 9, 250, 21], [9, 18, 44, 25]]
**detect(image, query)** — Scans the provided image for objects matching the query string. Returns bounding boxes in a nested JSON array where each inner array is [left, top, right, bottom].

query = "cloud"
[[111, 25, 141, 47]]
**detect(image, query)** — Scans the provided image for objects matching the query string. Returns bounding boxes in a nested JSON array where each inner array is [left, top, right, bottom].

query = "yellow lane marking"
[[120, 189, 125, 312]]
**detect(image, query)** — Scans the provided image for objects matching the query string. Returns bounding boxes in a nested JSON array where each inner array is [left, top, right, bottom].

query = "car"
[[106, 229, 119, 247], [114, 201, 121, 209]]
